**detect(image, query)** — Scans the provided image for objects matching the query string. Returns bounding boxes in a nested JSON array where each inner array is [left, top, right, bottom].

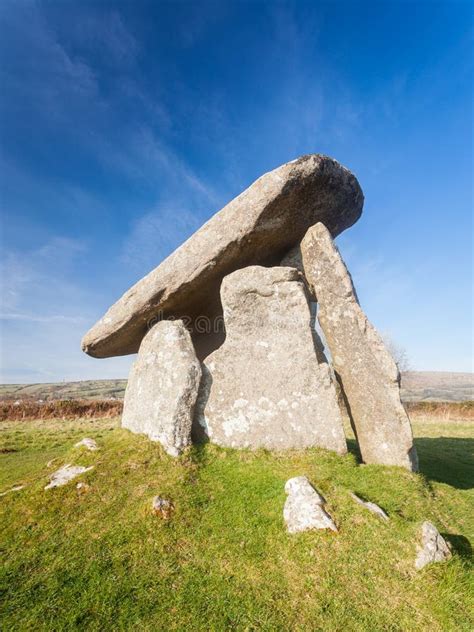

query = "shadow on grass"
[[415, 437, 474, 490], [347, 436, 473, 490], [346, 438, 362, 462], [443, 533, 473, 560]]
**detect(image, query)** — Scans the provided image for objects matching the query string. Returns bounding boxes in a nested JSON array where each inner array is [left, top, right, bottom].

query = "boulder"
[[284, 476, 337, 533], [301, 223, 418, 470], [45, 464, 94, 489], [82, 155, 363, 360], [415, 521, 452, 570], [75, 437, 99, 451], [122, 320, 201, 456], [193, 266, 347, 453]]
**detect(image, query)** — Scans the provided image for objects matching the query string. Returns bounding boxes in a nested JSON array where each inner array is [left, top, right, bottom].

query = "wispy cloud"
[[121, 203, 205, 273], [70, 10, 140, 67], [0, 237, 89, 314], [0, 235, 132, 383], [0, 313, 87, 324]]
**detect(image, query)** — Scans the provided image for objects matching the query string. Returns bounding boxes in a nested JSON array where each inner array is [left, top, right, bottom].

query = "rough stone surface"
[[415, 521, 452, 570], [45, 464, 94, 489], [350, 492, 389, 521], [82, 155, 363, 360], [280, 243, 304, 272], [301, 223, 418, 470], [122, 320, 201, 456], [152, 496, 174, 519], [75, 437, 99, 451], [193, 266, 347, 452], [284, 476, 337, 533]]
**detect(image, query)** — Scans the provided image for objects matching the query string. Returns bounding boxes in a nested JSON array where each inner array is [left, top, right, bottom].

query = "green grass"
[[0, 415, 472, 631]]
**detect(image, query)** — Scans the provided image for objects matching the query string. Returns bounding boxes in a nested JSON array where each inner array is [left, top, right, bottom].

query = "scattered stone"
[[45, 464, 94, 490], [350, 492, 389, 521], [415, 521, 452, 570], [122, 320, 201, 457], [301, 222, 418, 471], [82, 155, 363, 360], [76, 482, 90, 494], [75, 437, 99, 451], [284, 476, 337, 533], [0, 484, 25, 497], [152, 496, 174, 520], [194, 266, 347, 452]]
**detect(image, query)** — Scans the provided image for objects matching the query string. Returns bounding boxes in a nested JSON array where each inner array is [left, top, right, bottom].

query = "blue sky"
[[0, 0, 472, 383]]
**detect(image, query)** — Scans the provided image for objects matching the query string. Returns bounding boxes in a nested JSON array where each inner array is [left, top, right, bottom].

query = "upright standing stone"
[[122, 320, 201, 456], [194, 266, 347, 453], [301, 223, 418, 470]]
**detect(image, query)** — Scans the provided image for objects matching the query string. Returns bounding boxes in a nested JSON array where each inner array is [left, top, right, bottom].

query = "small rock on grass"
[[284, 476, 337, 534], [152, 496, 174, 520], [350, 492, 389, 521], [75, 438, 99, 451], [415, 521, 452, 570], [45, 464, 94, 490]]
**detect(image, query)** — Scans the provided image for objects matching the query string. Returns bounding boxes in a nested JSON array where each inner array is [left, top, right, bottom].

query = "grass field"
[[1, 413, 472, 631]]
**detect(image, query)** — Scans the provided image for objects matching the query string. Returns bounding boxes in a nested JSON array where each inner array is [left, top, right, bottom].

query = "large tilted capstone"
[[193, 266, 347, 453], [82, 155, 363, 360], [300, 222, 418, 470], [122, 320, 201, 456]]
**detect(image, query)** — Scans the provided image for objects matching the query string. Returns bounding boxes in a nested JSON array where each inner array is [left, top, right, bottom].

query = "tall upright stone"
[[122, 320, 201, 456], [301, 223, 418, 470], [194, 266, 347, 453]]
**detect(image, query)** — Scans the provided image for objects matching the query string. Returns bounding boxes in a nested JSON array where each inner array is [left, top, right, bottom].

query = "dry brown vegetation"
[[405, 400, 474, 420], [0, 399, 123, 422], [2, 398, 472, 423]]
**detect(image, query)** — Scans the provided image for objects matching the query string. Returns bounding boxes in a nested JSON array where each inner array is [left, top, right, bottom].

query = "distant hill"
[[0, 371, 472, 403], [400, 371, 473, 402], [0, 380, 127, 401]]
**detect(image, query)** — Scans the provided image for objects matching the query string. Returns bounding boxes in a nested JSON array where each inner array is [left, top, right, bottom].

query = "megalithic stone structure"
[[300, 223, 418, 471], [193, 266, 347, 453], [82, 155, 363, 360]]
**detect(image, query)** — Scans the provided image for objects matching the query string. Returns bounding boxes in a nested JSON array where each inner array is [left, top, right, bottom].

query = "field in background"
[[1, 371, 473, 403], [1, 412, 473, 631], [401, 371, 474, 402], [0, 379, 127, 401]]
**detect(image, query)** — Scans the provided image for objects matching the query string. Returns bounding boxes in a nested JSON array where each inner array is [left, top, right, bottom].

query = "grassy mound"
[[1, 416, 472, 631]]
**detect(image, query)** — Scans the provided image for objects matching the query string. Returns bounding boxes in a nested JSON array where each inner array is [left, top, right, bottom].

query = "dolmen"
[[82, 154, 418, 470]]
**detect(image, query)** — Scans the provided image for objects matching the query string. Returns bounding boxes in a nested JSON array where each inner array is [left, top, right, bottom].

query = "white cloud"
[[0, 235, 133, 383], [121, 204, 204, 274], [0, 313, 87, 324]]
